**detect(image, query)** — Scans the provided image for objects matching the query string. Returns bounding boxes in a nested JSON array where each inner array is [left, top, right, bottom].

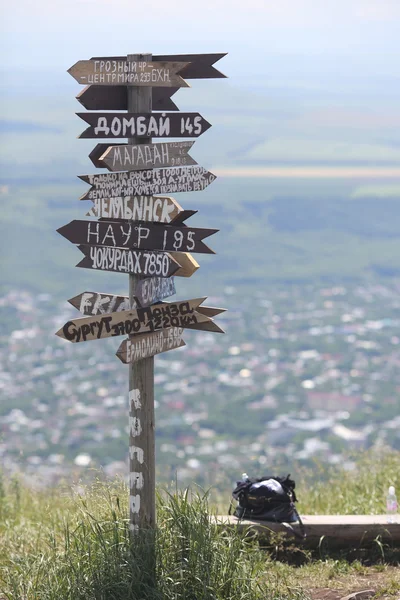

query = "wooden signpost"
[[58, 51, 227, 541], [78, 113, 211, 139]]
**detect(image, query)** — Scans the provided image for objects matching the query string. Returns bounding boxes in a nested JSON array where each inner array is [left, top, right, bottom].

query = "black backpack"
[[229, 474, 305, 537]]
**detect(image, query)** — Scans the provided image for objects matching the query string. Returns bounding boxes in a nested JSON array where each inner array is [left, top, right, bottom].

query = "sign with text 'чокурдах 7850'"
[[79, 167, 216, 200], [76, 245, 180, 277], [68, 59, 190, 87], [78, 113, 211, 139]]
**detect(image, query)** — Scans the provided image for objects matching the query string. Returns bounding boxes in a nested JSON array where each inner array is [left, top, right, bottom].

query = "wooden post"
[[127, 53, 156, 534]]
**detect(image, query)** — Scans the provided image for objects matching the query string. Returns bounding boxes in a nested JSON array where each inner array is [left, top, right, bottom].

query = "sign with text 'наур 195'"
[[57, 220, 218, 254], [68, 59, 190, 87], [79, 167, 216, 200]]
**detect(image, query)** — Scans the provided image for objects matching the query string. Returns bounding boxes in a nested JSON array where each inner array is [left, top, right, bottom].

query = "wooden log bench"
[[214, 515, 400, 549]]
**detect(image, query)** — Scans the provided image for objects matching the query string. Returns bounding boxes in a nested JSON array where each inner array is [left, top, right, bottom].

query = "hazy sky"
[[1, 0, 400, 78]]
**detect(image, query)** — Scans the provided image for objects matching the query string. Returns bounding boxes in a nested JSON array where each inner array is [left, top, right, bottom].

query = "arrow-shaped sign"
[[79, 167, 217, 200], [78, 113, 211, 139], [170, 252, 199, 278], [100, 142, 196, 172], [68, 59, 190, 87], [76, 245, 180, 278], [85, 196, 183, 223], [57, 220, 217, 254], [77, 86, 180, 111], [68, 290, 226, 316], [56, 298, 209, 342], [116, 327, 185, 363]]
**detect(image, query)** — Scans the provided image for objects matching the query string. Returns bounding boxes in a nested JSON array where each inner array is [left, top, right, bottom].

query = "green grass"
[[1, 451, 400, 599], [0, 478, 304, 600]]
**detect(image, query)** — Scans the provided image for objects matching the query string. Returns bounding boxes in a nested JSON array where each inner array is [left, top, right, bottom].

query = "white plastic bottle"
[[386, 486, 397, 523]]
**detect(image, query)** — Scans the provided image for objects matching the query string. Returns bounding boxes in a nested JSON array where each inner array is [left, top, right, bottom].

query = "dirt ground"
[[307, 566, 400, 600]]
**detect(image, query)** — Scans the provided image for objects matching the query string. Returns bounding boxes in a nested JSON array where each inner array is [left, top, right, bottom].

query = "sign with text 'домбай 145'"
[[79, 167, 216, 200], [57, 220, 218, 254], [78, 113, 211, 139], [68, 59, 190, 87], [56, 298, 210, 342]]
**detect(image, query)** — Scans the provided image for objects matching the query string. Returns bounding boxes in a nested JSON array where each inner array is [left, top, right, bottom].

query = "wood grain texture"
[[100, 141, 196, 171], [57, 219, 217, 254], [78, 112, 211, 139], [90, 53, 228, 79], [68, 59, 190, 87], [76, 85, 180, 111], [85, 196, 182, 223], [127, 53, 155, 537], [75, 244, 180, 277], [214, 515, 400, 548], [169, 252, 200, 278], [56, 297, 209, 342], [117, 327, 185, 363], [78, 167, 217, 200]]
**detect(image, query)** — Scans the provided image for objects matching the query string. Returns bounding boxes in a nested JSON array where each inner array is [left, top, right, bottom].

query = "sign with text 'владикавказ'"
[[78, 112, 211, 139], [79, 167, 217, 200], [57, 219, 218, 254], [68, 59, 190, 87], [56, 298, 209, 342]]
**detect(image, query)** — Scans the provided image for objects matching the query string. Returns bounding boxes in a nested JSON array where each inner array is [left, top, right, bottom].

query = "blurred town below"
[[2, 65, 400, 491]]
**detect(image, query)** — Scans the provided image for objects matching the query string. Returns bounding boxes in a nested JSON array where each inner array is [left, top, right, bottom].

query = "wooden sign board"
[[76, 245, 180, 277], [135, 277, 177, 306], [77, 85, 180, 111], [78, 113, 211, 139], [68, 59, 190, 87], [100, 142, 196, 172], [79, 167, 217, 200], [68, 289, 226, 317], [69, 291, 137, 314], [85, 196, 182, 223], [91, 53, 227, 79], [169, 252, 199, 278], [56, 298, 209, 342], [58, 220, 217, 254], [116, 327, 185, 363]]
